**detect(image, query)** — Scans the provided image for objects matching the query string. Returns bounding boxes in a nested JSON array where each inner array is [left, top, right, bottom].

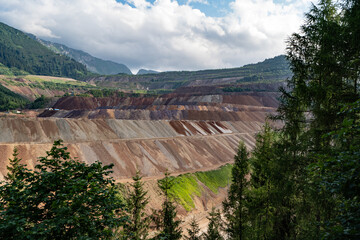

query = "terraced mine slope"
[[0, 83, 280, 232], [0, 83, 279, 181]]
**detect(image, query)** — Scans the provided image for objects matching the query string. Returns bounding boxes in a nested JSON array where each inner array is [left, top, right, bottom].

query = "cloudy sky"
[[0, 0, 312, 73]]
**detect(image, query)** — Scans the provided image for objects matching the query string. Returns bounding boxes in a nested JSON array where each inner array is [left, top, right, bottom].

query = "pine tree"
[[185, 218, 201, 240], [222, 141, 249, 240], [153, 171, 182, 240], [270, 0, 360, 238], [122, 171, 150, 240], [202, 207, 224, 240], [0, 148, 33, 239], [247, 123, 278, 240]]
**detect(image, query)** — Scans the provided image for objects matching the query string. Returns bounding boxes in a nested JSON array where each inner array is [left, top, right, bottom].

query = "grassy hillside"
[[158, 164, 233, 211], [0, 75, 96, 101], [0, 22, 90, 79]]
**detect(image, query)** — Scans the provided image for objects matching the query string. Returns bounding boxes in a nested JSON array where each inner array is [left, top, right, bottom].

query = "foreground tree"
[[0, 140, 125, 240], [248, 124, 281, 240], [153, 171, 182, 240], [202, 207, 224, 240], [222, 141, 250, 240], [122, 171, 150, 240], [310, 100, 360, 239], [185, 218, 201, 240], [283, 0, 359, 238]]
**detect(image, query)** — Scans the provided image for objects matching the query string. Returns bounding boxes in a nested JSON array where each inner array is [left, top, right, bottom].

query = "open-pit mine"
[[0, 83, 281, 230]]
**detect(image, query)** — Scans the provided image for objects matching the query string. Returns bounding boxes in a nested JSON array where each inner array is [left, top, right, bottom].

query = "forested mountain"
[[0, 22, 89, 79], [32, 37, 133, 75], [0, 83, 29, 110]]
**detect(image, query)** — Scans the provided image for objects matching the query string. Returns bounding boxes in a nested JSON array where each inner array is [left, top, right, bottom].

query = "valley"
[[0, 82, 280, 230], [0, 20, 286, 236]]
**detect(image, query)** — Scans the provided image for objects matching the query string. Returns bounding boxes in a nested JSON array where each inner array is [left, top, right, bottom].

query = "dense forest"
[[0, 84, 29, 111], [0, 22, 90, 79], [0, 0, 359, 239]]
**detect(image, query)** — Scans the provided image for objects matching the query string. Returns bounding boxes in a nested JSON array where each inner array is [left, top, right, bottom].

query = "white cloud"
[[187, 0, 209, 5], [0, 0, 312, 72]]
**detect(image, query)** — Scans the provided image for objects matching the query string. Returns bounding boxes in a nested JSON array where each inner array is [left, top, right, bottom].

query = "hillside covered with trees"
[[33, 37, 133, 75], [0, 83, 29, 111], [0, 22, 90, 79]]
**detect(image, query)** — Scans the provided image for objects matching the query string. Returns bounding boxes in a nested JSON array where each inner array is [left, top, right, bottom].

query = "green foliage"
[[247, 124, 281, 240], [232, 1, 360, 239], [0, 140, 125, 239], [29, 95, 51, 109], [24, 75, 94, 91], [0, 63, 28, 76], [156, 165, 233, 212], [222, 142, 250, 240], [185, 218, 201, 240], [0, 83, 29, 110], [0, 22, 89, 79], [160, 174, 202, 211], [122, 171, 150, 240], [88, 89, 125, 98], [202, 208, 224, 240], [309, 100, 360, 239], [153, 171, 182, 240], [195, 164, 232, 194]]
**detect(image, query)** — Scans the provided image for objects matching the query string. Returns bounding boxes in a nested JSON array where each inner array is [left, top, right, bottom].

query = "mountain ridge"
[[0, 22, 89, 79], [25, 33, 132, 75]]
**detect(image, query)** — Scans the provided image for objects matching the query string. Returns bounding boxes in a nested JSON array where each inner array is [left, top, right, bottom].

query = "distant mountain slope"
[[0, 22, 89, 79], [34, 38, 132, 75], [0, 83, 29, 110], [86, 55, 292, 90], [137, 69, 159, 75]]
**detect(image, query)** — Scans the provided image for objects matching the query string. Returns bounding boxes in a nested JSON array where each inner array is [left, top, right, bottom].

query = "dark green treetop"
[[0, 140, 126, 240]]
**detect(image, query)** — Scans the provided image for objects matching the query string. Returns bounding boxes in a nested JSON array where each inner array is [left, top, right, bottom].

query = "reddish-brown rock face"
[[0, 88, 280, 181]]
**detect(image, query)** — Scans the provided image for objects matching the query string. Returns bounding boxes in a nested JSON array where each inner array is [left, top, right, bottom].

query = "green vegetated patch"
[[0, 83, 29, 110], [1, 75, 96, 94], [0, 63, 29, 76], [194, 164, 233, 194], [166, 174, 203, 211], [158, 164, 233, 211]]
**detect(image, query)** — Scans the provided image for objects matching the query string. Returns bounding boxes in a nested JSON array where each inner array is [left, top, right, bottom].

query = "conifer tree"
[[247, 123, 278, 240], [122, 171, 150, 240], [202, 207, 224, 240], [185, 218, 201, 240], [0, 140, 125, 239], [222, 141, 249, 240], [154, 171, 182, 240]]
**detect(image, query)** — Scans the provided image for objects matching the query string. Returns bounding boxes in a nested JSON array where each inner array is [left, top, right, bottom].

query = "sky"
[[0, 0, 313, 73]]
